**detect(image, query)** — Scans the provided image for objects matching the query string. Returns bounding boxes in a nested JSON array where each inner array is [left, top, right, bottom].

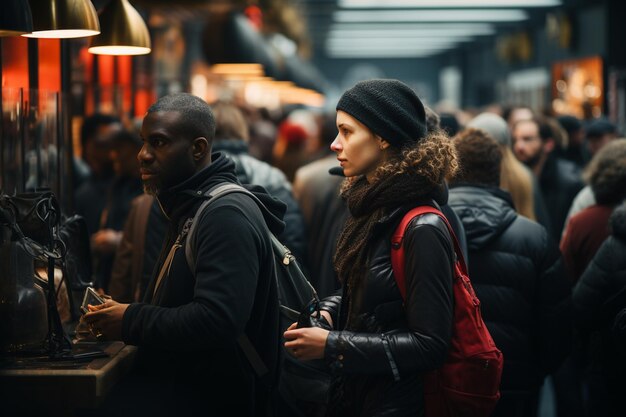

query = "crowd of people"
[[69, 79, 625, 417]]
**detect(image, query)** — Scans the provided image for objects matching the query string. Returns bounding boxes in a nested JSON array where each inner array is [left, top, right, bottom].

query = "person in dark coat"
[[512, 116, 584, 240], [573, 202, 626, 417], [108, 101, 306, 303], [448, 128, 572, 417], [83, 94, 283, 416], [284, 79, 457, 416]]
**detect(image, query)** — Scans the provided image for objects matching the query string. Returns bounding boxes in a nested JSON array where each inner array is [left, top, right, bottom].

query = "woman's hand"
[[284, 323, 330, 361]]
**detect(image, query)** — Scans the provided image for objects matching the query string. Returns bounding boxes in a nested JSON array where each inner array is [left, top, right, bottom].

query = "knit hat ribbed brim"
[[336, 79, 427, 147]]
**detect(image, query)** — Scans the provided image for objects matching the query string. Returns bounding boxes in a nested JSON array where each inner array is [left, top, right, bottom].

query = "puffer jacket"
[[320, 196, 455, 417], [448, 185, 572, 395], [572, 202, 626, 417], [213, 139, 307, 264]]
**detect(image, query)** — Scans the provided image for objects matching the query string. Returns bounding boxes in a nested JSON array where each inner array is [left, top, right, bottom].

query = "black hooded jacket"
[[448, 185, 572, 394], [121, 153, 285, 415]]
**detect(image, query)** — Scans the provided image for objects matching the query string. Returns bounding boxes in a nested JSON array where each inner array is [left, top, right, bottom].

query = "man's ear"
[[544, 138, 556, 154], [192, 137, 209, 160]]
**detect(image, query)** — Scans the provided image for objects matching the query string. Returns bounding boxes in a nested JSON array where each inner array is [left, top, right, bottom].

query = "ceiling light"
[[328, 44, 454, 52], [0, 0, 33, 36], [210, 63, 265, 76], [328, 29, 485, 38], [334, 9, 528, 23], [88, 0, 151, 55], [327, 38, 466, 48], [328, 49, 444, 58], [339, 0, 560, 8], [24, 0, 99, 39]]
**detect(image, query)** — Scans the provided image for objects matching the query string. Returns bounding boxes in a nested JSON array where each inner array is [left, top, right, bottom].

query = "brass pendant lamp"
[[23, 0, 99, 39], [0, 0, 33, 36], [88, 0, 151, 55]]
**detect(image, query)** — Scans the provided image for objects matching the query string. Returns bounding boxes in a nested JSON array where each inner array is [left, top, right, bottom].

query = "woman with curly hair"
[[284, 79, 458, 416]]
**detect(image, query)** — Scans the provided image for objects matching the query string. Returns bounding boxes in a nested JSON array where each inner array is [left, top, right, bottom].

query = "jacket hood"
[[243, 184, 286, 237], [610, 201, 626, 239], [448, 185, 517, 250]]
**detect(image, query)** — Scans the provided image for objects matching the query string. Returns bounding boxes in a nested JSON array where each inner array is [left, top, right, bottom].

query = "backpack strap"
[[390, 206, 467, 300], [180, 182, 273, 383], [184, 183, 265, 271]]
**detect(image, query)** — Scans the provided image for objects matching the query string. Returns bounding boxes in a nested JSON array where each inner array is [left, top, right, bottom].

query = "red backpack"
[[391, 206, 503, 417]]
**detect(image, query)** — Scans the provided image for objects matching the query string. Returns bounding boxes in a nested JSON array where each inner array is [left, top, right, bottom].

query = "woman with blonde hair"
[[283, 79, 458, 416]]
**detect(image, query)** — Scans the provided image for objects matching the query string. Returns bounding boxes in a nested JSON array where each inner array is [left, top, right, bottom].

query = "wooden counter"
[[0, 342, 137, 415]]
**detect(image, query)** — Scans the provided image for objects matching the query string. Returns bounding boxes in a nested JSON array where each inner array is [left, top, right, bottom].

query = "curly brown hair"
[[349, 127, 458, 187]]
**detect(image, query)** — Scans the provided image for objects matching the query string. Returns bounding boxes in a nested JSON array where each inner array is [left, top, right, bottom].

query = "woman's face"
[[331, 110, 387, 178]]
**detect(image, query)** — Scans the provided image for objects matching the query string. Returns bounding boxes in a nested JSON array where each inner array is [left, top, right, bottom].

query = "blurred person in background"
[[504, 105, 534, 130], [92, 130, 143, 293], [585, 117, 618, 157], [467, 112, 550, 226], [273, 120, 311, 182], [74, 114, 122, 235], [561, 139, 626, 283], [556, 115, 587, 168], [512, 117, 583, 240]]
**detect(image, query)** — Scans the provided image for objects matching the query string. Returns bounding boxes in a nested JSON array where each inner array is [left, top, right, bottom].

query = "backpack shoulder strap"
[[181, 182, 273, 382], [184, 183, 258, 271], [390, 206, 467, 300]]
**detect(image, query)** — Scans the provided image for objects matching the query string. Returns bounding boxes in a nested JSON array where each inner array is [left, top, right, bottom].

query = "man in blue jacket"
[[84, 93, 283, 416]]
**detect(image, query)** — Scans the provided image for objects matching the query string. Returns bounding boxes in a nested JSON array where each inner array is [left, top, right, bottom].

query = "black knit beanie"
[[336, 79, 427, 147]]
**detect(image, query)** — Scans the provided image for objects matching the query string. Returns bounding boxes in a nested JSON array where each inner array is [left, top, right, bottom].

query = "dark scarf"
[[333, 168, 440, 305]]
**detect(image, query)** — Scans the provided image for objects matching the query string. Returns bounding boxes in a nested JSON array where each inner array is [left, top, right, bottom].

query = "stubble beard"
[[143, 182, 160, 196]]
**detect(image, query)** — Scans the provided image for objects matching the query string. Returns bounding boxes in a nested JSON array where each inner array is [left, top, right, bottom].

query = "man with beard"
[[83, 93, 284, 416], [512, 117, 583, 240]]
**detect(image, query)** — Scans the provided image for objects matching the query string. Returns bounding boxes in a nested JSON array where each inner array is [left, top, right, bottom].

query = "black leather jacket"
[[321, 201, 455, 417]]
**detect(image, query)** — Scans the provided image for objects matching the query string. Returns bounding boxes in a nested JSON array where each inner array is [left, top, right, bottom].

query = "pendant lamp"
[[0, 0, 33, 37], [88, 0, 151, 55], [23, 0, 99, 39]]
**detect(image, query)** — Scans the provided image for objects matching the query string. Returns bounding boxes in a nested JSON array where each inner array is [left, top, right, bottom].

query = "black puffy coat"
[[448, 185, 572, 397], [572, 202, 626, 416], [121, 154, 284, 416], [320, 196, 455, 417]]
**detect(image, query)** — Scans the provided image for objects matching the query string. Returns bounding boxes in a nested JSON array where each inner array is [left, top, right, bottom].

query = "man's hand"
[[284, 324, 330, 361], [82, 299, 129, 341]]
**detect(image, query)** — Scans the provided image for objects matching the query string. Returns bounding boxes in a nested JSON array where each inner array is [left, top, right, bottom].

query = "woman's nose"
[[330, 136, 341, 152]]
